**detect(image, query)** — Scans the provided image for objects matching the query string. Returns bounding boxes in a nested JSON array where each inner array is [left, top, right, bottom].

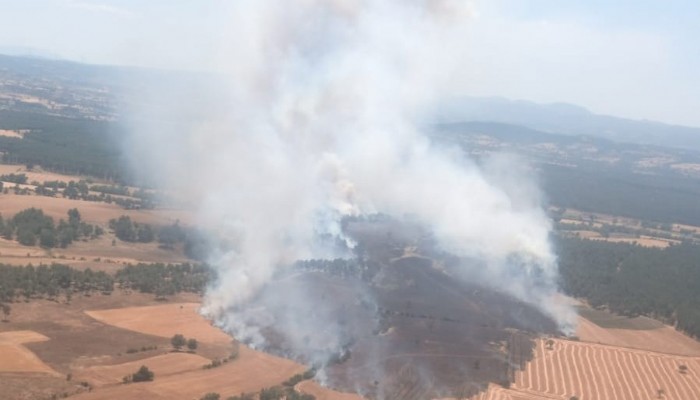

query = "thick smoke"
[[123, 0, 575, 374]]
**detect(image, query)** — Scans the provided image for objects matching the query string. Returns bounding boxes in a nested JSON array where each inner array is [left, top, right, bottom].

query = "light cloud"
[[63, 0, 136, 19]]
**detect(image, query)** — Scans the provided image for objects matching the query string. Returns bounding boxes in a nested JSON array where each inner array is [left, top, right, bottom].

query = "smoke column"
[[124, 0, 576, 367]]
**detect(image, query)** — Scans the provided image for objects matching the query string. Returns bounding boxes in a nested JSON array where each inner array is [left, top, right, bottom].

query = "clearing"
[[70, 345, 306, 400], [73, 352, 212, 387], [85, 303, 232, 345], [0, 330, 58, 375]]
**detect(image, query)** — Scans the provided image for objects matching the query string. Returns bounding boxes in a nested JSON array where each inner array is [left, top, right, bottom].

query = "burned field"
[[227, 219, 560, 399]]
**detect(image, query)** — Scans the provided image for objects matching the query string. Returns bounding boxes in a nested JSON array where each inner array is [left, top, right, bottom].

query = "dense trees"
[[171, 334, 186, 351], [129, 365, 154, 383], [0, 262, 210, 304], [0, 263, 113, 302], [0, 208, 103, 248], [557, 237, 700, 337], [0, 110, 125, 181], [109, 215, 154, 243], [115, 263, 211, 295], [542, 164, 700, 226], [0, 173, 28, 184]]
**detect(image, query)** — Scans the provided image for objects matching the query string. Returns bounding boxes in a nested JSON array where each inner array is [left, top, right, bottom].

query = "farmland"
[[512, 338, 700, 400]]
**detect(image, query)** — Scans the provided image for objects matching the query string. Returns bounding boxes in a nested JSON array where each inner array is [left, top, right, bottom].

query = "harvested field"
[[74, 352, 211, 387], [0, 164, 85, 183], [0, 234, 190, 268], [70, 345, 306, 400], [86, 303, 232, 345], [0, 330, 58, 375], [0, 129, 24, 138], [0, 192, 192, 226], [296, 380, 365, 400], [577, 307, 664, 330], [577, 316, 700, 356], [464, 383, 557, 400], [589, 236, 675, 248], [512, 338, 700, 400]]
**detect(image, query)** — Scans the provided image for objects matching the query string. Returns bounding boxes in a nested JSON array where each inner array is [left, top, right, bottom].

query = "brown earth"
[[70, 345, 306, 400], [577, 316, 700, 357], [0, 192, 192, 226], [297, 380, 366, 400], [0, 164, 86, 184], [85, 303, 232, 345], [0, 292, 232, 400], [512, 338, 700, 400], [73, 352, 212, 387], [0, 330, 58, 375]]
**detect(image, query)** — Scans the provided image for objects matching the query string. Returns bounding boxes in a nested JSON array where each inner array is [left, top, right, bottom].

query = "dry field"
[[0, 192, 191, 226], [577, 316, 700, 356], [73, 352, 211, 387], [296, 380, 366, 400], [0, 164, 86, 184], [0, 129, 24, 138], [511, 338, 700, 400], [71, 345, 306, 400], [0, 330, 58, 375], [86, 303, 232, 345], [0, 232, 190, 269]]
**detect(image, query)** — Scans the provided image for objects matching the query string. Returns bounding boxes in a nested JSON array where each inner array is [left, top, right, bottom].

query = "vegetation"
[[258, 386, 315, 400], [115, 263, 211, 297], [0, 110, 125, 180], [109, 215, 154, 243], [0, 173, 28, 184], [558, 237, 700, 337], [171, 334, 186, 351], [200, 393, 220, 400], [0, 263, 113, 302], [0, 208, 103, 248], [226, 394, 255, 400], [0, 262, 210, 304], [282, 369, 317, 387], [543, 164, 700, 226], [127, 365, 154, 383]]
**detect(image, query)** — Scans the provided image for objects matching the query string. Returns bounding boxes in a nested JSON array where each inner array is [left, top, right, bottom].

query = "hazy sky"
[[1, 0, 699, 126]]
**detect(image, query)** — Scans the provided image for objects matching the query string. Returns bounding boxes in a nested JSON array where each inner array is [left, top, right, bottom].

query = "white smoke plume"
[[123, 0, 576, 350]]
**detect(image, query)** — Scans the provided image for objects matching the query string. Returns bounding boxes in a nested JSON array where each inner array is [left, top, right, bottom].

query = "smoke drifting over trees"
[[121, 0, 575, 393]]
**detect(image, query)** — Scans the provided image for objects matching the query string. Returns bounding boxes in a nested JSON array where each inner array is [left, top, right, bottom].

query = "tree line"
[[557, 237, 700, 337], [0, 110, 125, 181], [0, 208, 103, 248], [109, 217, 210, 261], [0, 262, 211, 306]]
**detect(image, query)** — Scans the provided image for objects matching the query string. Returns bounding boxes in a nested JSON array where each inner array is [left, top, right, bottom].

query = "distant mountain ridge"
[[437, 96, 700, 152]]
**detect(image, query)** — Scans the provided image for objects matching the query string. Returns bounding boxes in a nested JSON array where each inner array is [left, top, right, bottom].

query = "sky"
[[0, 0, 699, 126]]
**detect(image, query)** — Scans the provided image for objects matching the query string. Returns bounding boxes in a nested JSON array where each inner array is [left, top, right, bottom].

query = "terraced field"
[[511, 338, 700, 400]]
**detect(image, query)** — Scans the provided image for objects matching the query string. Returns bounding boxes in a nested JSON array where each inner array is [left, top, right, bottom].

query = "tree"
[[679, 364, 688, 374], [200, 393, 220, 400], [131, 365, 154, 382], [171, 334, 186, 351], [1, 303, 10, 322], [226, 394, 254, 400], [187, 338, 198, 351], [68, 208, 81, 226]]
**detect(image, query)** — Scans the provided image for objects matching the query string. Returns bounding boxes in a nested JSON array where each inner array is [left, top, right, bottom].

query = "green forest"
[[0, 262, 210, 305], [0, 208, 103, 248], [557, 237, 700, 337], [0, 110, 125, 181]]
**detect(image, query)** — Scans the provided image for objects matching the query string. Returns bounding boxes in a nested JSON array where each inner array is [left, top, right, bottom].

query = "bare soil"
[[86, 303, 233, 345]]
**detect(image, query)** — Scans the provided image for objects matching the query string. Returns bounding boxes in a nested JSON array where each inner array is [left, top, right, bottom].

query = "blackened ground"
[[234, 219, 557, 399]]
